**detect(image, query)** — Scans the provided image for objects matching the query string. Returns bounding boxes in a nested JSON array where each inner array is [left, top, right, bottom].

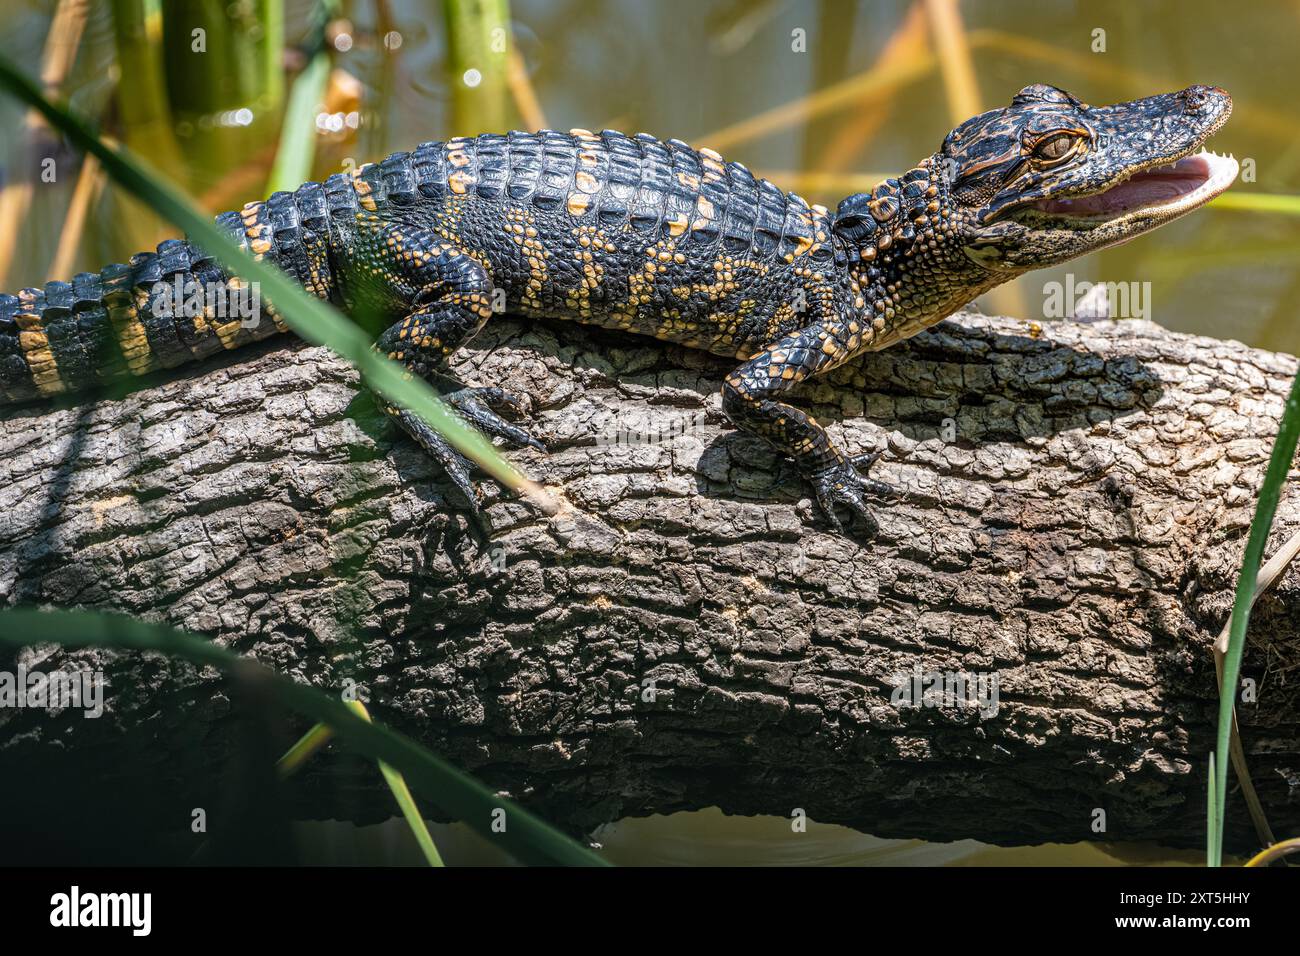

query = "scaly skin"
[[0, 84, 1237, 533]]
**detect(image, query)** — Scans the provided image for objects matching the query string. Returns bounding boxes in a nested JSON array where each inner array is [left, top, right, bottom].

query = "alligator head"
[[943, 83, 1237, 272], [832, 84, 1236, 348]]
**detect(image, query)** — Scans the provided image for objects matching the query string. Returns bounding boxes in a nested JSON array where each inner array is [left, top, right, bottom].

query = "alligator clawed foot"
[[443, 386, 547, 453], [810, 451, 895, 536], [395, 388, 547, 514], [396, 408, 481, 511]]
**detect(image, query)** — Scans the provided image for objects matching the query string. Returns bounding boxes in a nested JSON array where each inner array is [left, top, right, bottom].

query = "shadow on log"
[[1, 311, 1298, 855]]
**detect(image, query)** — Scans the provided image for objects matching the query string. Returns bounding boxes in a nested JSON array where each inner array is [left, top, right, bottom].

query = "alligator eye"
[[1033, 133, 1076, 163]]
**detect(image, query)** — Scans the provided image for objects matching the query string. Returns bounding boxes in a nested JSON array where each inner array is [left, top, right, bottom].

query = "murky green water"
[[3, 0, 1292, 864], [292, 810, 1208, 866]]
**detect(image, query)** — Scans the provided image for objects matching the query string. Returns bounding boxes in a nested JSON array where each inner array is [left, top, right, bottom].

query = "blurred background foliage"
[[2, 0, 1298, 352], [0, 0, 1294, 865]]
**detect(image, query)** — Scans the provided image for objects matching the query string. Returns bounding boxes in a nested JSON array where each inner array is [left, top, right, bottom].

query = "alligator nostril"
[[1180, 85, 1214, 114]]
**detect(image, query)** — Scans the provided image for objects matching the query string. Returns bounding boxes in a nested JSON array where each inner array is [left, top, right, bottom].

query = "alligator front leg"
[[721, 319, 893, 534]]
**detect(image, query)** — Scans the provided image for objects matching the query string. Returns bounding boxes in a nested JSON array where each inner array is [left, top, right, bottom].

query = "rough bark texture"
[[2, 311, 1299, 852]]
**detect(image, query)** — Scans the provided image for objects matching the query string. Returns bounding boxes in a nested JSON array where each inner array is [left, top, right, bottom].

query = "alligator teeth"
[[1195, 147, 1234, 161]]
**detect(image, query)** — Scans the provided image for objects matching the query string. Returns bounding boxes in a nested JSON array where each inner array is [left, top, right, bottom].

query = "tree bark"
[[2, 311, 1299, 853]]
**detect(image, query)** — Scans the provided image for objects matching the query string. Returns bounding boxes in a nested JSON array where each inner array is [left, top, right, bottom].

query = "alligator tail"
[[0, 181, 334, 406]]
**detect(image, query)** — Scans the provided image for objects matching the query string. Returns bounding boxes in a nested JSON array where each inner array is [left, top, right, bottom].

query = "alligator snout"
[[1179, 85, 1231, 116]]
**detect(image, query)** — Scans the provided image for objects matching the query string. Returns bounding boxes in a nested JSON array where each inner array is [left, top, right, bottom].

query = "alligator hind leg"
[[376, 300, 545, 508], [369, 242, 543, 509], [720, 319, 894, 534]]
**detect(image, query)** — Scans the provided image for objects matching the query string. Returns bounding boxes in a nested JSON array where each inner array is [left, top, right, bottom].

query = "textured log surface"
[[2, 312, 1298, 853]]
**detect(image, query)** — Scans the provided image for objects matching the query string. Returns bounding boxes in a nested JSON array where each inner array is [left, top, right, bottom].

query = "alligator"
[[0, 84, 1237, 533]]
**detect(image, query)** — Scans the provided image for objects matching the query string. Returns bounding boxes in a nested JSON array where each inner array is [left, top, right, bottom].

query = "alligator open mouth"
[[1028, 149, 1239, 221]]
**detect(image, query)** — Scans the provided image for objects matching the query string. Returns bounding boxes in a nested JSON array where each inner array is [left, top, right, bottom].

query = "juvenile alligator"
[[0, 84, 1237, 533]]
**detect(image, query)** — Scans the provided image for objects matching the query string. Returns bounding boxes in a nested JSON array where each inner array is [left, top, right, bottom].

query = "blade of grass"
[[277, 715, 448, 864], [0, 607, 606, 866], [0, 53, 556, 513], [273, 625, 443, 861], [1210, 528, 1300, 851], [281, 704, 445, 866], [1206, 750, 1216, 865], [1210, 366, 1300, 865], [265, 50, 328, 192], [799, 0, 859, 173], [347, 699, 444, 867], [277, 721, 336, 778]]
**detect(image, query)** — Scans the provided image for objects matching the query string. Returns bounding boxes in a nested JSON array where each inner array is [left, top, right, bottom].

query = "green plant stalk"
[[277, 721, 335, 777], [377, 758, 445, 867], [1244, 836, 1300, 867], [160, 0, 285, 115], [266, 50, 328, 194], [0, 53, 551, 505], [161, 0, 285, 185], [107, 0, 186, 173], [347, 700, 444, 867], [442, 0, 513, 134], [104, 0, 188, 255], [1206, 751, 1216, 865], [266, 0, 339, 194], [0, 608, 607, 866], [278, 701, 445, 864], [1211, 192, 1300, 215], [1211, 366, 1300, 865]]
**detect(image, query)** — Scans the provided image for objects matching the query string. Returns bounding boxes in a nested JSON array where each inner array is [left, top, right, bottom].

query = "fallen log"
[[1, 311, 1298, 853]]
